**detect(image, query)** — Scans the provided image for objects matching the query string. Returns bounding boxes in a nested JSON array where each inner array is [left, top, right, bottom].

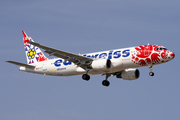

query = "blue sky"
[[0, 0, 180, 120]]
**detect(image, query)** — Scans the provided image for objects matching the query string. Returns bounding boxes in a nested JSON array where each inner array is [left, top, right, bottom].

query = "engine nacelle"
[[91, 59, 111, 71], [116, 68, 140, 80]]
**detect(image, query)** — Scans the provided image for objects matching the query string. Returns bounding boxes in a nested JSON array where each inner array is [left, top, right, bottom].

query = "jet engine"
[[116, 68, 140, 80], [91, 59, 111, 71]]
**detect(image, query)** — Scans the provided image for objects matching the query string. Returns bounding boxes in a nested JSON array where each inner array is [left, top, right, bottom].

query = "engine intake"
[[116, 68, 140, 80]]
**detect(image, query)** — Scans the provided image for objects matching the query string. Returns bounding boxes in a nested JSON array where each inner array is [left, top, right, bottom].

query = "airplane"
[[6, 31, 175, 87]]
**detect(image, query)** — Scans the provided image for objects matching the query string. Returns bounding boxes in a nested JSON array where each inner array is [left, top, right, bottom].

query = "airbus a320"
[[6, 31, 175, 87]]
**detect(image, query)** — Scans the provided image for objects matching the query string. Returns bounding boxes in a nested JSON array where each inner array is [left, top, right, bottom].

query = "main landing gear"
[[102, 74, 111, 87], [82, 74, 90, 81], [82, 72, 111, 87], [149, 65, 154, 76], [102, 80, 110, 87], [82, 68, 91, 81], [82, 73, 111, 87]]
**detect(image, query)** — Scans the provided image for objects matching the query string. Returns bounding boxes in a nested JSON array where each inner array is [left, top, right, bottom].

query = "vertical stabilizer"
[[22, 30, 48, 64]]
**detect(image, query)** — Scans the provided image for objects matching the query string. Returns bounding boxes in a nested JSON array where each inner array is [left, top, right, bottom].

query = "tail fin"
[[22, 30, 48, 64]]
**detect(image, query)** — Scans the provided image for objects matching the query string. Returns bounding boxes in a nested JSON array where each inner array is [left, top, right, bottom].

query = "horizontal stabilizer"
[[6, 61, 35, 68]]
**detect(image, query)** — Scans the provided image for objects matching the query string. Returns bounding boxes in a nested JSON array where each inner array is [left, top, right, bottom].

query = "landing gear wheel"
[[149, 72, 154, 76], [82, 74, 90, 81], [102, 80, 110, 87]]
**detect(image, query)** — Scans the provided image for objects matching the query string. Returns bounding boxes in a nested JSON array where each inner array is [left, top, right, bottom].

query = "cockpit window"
[[156, 47, 168, 51]]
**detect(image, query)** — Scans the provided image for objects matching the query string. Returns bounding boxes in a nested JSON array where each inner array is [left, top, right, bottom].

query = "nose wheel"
[[149, 65, 154, 76], [149, 72, 154, 76]]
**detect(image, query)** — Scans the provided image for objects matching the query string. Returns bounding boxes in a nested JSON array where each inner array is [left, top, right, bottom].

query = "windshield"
[[156, 47, 168, 51]]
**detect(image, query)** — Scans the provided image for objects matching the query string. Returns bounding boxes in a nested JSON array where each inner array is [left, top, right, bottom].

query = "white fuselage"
[[19, 45, 174, 77], [20, 47, 136, 76]]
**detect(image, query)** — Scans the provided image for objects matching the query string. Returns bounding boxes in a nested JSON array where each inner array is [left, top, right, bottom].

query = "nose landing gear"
[[149, 65, 154, 76], [149, 72, 154, 76]]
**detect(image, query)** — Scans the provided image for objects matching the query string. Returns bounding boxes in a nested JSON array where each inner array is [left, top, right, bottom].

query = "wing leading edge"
[[28, 41, 93, 69]]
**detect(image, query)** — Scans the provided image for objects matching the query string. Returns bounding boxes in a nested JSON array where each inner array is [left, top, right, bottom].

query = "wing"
[[6, 61, 35, 68], [28, 41, 93, 69]]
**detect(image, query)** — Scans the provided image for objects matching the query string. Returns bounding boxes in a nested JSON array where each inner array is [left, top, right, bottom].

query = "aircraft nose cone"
[[170, 52, 175, 59]]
